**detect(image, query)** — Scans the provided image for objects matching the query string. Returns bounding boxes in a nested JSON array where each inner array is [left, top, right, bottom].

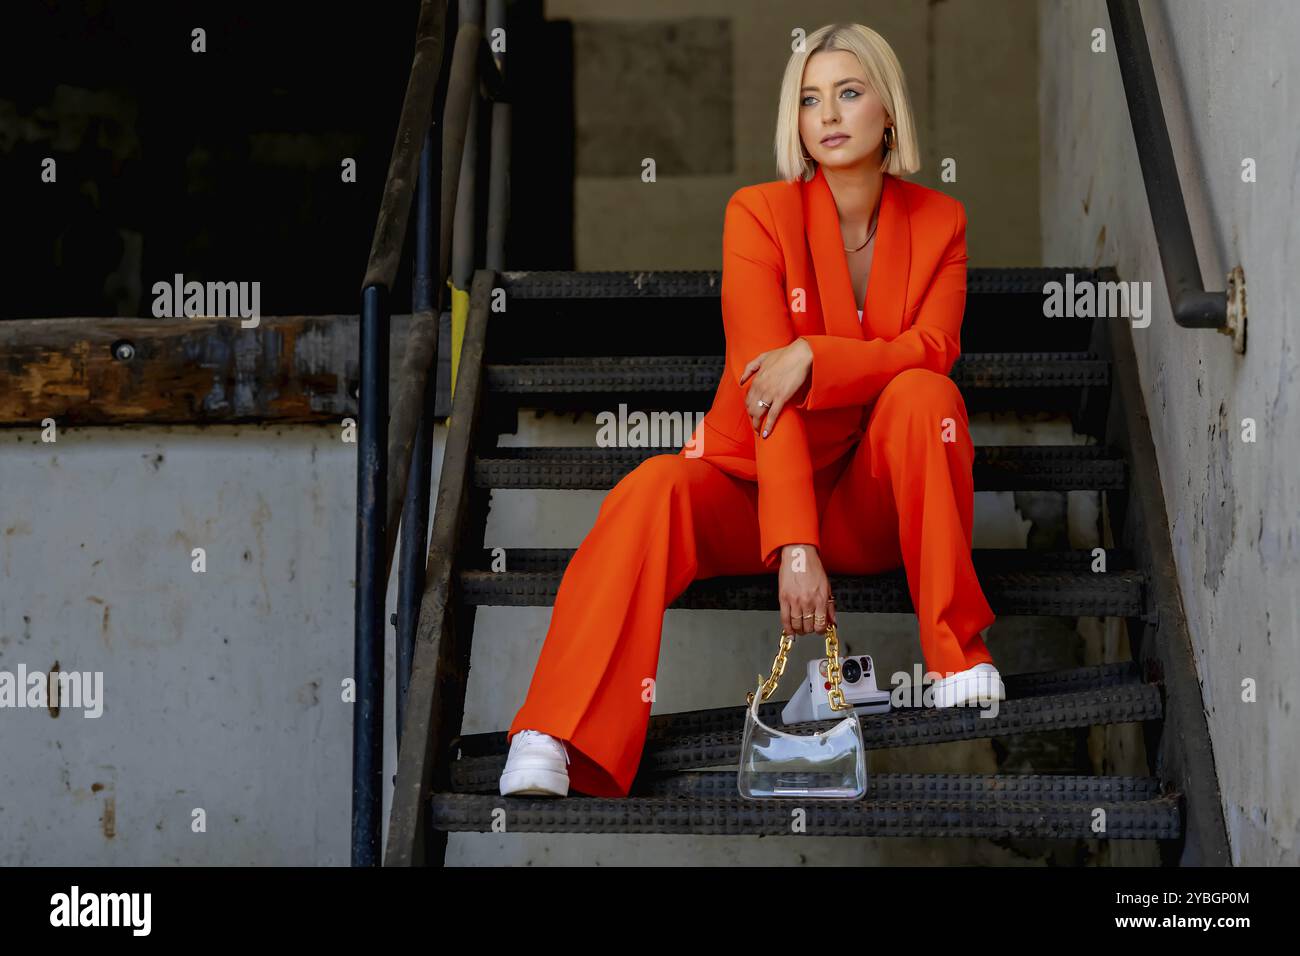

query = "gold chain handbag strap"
[[745, 622, 852, 712]]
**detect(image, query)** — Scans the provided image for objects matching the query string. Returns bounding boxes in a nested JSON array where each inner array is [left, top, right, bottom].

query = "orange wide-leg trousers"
[[506, 368, 997, 797]]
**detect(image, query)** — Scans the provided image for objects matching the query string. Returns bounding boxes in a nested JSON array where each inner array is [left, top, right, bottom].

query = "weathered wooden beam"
[[0, 314, 424, 426]]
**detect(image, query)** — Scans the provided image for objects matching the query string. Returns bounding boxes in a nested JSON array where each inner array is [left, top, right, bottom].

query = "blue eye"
[[802, 89, 862, 107]]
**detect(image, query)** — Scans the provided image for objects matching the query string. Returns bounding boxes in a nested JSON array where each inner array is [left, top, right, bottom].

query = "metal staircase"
[[384, 267, 1229, 864], [369, 0, 1229, 868]]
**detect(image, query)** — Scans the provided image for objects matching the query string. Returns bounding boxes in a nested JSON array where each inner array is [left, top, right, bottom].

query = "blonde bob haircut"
[[773, 23, 920, 182]]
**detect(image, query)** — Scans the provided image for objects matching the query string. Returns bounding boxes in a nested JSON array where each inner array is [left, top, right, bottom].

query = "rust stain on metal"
[[102, 796, 116, 839], [48, 659, 61, 717]]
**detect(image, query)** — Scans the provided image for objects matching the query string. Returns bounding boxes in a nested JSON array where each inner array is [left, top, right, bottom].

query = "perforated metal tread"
[[635, 770, 1167, 802], [497, 268, 1108, 300], [453, 664, 1160, 766], [429, 792, 1180, 839], [438, 662, 1170, 838], [457, 551, 1144, 616], [456, 660, 1145, 761], [484, 352, 1110, 395], [641, 683, 1160, 772], [454, 765, 1161, 801], [474, 445, 1126, 492], [461, 546, 1134, 574], [463, 685, 1162, 770]]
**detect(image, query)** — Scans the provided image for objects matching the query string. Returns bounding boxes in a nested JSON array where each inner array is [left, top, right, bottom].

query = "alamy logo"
[[50, 886, 151, 936], [152, 273, 261, 328], [889, 664, 1001, 718], [1042, 273, 1151, 328], [0, 664, 103, 717], [596, 403, 705, 457]]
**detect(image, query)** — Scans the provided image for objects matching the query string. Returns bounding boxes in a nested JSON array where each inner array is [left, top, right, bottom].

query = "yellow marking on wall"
[[448, 278, 469, 403]]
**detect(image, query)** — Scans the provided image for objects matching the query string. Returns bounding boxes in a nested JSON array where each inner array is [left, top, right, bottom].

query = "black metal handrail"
[[1106, 0, 1245, 351], [353, 0, 509, 866]]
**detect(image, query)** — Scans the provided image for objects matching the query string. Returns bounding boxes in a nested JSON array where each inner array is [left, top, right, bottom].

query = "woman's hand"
[[740, 339, 813, 438], [778, 543, 836, 636]]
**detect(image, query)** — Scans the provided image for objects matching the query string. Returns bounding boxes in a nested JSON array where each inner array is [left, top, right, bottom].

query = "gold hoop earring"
[[883, 126, 896, 151]]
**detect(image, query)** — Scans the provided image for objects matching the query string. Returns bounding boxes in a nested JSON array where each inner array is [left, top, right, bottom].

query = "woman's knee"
[[865, 369, 970, 465], [874, 368, 966, 423], [884, 367, 960, 403]]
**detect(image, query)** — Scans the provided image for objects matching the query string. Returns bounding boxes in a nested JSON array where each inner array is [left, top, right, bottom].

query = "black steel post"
[[352, 282, 389, 866]]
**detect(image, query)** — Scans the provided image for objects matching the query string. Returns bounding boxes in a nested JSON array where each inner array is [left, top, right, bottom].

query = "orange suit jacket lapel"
[[801, 164, 912, 343]]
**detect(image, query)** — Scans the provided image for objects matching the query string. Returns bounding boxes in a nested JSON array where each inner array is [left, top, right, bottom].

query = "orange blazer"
[[683, 163, 971, 570]]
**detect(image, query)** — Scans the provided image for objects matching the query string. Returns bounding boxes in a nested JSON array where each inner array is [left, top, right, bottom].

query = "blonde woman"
[[501, 22, 1003, 799]]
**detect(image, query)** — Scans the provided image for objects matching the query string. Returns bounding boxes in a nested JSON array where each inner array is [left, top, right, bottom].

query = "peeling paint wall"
[[0, 425, 413, 864], [1040, 0, 1300, 864]]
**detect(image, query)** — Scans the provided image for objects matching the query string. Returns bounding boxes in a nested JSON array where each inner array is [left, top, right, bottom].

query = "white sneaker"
[[932, 663, 1005, 708], [499, 729, 571, 797]]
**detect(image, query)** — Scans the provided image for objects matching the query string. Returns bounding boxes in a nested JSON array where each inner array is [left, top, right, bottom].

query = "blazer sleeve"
[[721, 188, 821, 570], [793, 199, 968, 412]]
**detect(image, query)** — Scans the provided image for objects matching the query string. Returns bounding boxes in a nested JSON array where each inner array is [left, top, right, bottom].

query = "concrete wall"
[[0, 425, 364, 863], [1040, 0, 1300, 864], [561, 0, 1041, 271]]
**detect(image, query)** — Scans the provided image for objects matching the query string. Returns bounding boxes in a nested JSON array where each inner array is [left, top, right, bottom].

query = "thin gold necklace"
[[844, 214, 878, 253]]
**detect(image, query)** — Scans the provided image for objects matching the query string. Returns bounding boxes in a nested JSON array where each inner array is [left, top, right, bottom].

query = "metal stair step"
[[488, 270, 1104, 355], [463, 546, 1134, 575], [484, 352, 1109, 416], [497, 268, 1109, 300], [484, 351, 1110, 398], [455, 662, 1145, 764], [439, 663, 1169, 837], [631, 683, 1161, 773], [428, 791, 1180, 839], [451, 763, 1160, 800], [457, 550, 1143, 616], [454, 665, 1158, 767], [474, 444, 1125, 492]]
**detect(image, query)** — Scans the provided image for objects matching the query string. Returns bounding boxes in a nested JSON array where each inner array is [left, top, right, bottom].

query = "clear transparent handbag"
[[737, 622, 867, 799]]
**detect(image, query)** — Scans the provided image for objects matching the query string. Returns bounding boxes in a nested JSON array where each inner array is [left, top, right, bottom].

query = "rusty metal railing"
[[1106, 0, 1245, 352], [353, 0, 509, 866]]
